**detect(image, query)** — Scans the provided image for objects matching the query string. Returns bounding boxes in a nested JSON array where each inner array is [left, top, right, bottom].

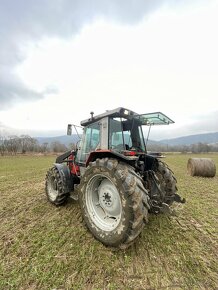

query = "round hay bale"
[[187, 158, 216, 177]]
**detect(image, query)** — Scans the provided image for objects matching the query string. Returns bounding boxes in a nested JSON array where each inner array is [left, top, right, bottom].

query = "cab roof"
[[81, 107, 174, 126]]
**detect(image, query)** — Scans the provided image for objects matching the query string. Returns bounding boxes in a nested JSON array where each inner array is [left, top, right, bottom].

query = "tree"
[[5, 136, 20, 155], [41, 142, 49, 153], [13, 135, 38, 153], [68, 142, 76, 151], [50, 141, 67, 153], [0, 135, 6, 156]]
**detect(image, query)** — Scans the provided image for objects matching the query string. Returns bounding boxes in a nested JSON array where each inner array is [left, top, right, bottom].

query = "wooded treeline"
[[0, 135, 73, 156], [147, 142, 218, 153], [1, 134, 218, 156]]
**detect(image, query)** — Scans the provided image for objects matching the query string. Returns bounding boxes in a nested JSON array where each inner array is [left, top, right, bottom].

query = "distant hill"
[[36, 134, 80, 146], [35, 131, 218, 147], [160, 132, 218, 146], [36, 135, 163, 147]]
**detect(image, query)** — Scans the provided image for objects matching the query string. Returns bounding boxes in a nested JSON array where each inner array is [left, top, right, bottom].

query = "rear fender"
[[85, 150, 137, 167], [54, 163, 74, 193]]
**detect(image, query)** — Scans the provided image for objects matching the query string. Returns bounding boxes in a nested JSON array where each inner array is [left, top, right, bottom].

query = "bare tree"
[[41, 142, 49, 153], [50, 141, 68, 153], [5, 136, 20, 155], [0, 135, 7, 156], [68, 142, 76, 151], [18, 135, 38, 153]]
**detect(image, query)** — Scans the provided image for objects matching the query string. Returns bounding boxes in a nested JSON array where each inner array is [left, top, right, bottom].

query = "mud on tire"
[[155, 160, 178, 205], [79, 158, 150, 249], [45, 167, 69, 206]]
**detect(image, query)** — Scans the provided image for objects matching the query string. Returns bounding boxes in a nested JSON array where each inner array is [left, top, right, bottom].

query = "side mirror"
[[67, 124, 72, 135]]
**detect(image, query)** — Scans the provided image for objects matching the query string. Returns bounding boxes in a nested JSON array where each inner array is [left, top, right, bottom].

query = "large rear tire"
[[79, 158, 150, 249], [45, 167, 69, 206]]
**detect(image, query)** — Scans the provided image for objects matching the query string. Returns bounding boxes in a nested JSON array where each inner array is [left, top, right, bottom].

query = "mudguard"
[[85, 150, 138, 167], [56, 150, 72, 163], [54, 163, 74, 193]]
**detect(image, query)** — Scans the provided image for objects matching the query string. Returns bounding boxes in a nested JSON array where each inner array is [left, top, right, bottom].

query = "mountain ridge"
[[35, 131, 218, 146], [160, 131, 218, 146]]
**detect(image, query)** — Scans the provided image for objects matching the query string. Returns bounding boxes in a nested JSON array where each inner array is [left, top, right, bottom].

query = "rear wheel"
[[45, 167, 69, 205], [79, 158, 150, 249]]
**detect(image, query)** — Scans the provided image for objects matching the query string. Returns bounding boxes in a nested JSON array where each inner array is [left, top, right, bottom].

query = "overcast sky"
[[0, 0, 218, 140]]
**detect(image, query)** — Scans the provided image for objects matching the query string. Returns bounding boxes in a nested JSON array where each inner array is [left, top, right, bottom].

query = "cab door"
[[76, 121, 100, 165]]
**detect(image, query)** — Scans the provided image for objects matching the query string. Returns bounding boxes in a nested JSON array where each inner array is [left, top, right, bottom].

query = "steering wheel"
[[112, 144, 124, 150]]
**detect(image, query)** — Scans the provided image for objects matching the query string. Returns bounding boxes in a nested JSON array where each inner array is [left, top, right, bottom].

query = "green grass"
[[0, 154, 217, 289]]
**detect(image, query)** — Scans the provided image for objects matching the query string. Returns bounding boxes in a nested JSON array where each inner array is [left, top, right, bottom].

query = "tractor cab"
[[73, 107, 174, 167]]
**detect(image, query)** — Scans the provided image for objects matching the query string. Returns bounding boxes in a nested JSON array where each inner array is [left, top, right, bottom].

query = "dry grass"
[[0, 154, 217, 289]]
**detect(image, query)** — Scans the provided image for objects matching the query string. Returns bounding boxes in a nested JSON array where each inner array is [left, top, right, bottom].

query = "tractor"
[[45, 107, 185, 249]]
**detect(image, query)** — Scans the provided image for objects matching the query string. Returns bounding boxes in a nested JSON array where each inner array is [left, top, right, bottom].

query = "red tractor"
[[45, 107, 185, 249]]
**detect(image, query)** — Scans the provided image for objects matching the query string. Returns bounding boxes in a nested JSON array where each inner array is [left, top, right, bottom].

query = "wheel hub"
[[102, 192, 112, 206], [98, 179, 121, 216]]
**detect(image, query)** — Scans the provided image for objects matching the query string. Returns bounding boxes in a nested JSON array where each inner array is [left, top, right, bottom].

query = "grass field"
[[0, 154, 217, 290]]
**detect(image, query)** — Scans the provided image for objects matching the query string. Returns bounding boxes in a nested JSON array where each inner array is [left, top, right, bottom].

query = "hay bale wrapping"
[[187, 158, 216, 177]]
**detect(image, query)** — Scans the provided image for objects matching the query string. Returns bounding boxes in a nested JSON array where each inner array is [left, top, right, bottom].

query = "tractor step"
[[69, 184, 79, 201], [70, 193, 78, 201]]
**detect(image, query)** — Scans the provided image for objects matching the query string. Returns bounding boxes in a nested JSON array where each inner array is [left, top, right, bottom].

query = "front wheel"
[[155, 160, 178, 205], [45, 167, 69, 205], [79, 158, 150, 249]]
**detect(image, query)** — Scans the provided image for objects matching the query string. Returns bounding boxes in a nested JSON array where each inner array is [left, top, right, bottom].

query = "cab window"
[[77, 122, 100, 163]]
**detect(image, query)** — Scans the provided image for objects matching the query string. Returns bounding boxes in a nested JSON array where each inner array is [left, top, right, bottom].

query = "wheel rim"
[[85, 174, 122, 231], [47, 176, 58, 201]]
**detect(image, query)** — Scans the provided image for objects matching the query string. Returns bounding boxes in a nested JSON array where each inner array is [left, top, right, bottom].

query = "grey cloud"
[[0, 69, 43, 110], [0, 0, 168, 38], [188, 111, 218, 134], [43, 85, 60, 95], [0, 0, 186, 110], [148, 110, 218, 140], [171, 111, 218, 138]]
